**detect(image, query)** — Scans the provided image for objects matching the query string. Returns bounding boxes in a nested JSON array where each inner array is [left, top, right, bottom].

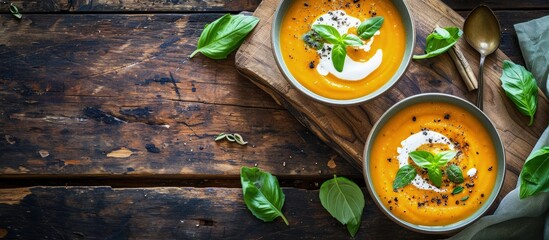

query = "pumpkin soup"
[[280, 0, 406, 100], [370, 101, 498, 226]]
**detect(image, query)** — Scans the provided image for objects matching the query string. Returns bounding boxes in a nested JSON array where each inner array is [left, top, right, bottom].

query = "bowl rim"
[[270, 0, 416, 106], [362, 93, 506, 234]]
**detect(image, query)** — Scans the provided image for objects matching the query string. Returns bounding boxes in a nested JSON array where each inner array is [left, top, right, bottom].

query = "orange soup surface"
[[280, 0, 406, 100], [370, 102, 498, 226]]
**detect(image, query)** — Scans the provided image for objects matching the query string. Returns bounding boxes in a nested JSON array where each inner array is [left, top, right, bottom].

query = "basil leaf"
[[312, 24, 342, 45], [191, 14, 259, 59], [319, 175, 365, 237], [452, 185, 464, 195], [241, 167, 289, 225], [432, 26, 450, 39], [413, 26, 462, 59], [393, 165, 417, 189], [9, 4, 22, 19], [332, 44, 347, 72], [461, 195, 470, 201], [428, 167, 442, 188], [357, 16, 384, 40], [500, 60, 538, 126], [519, 146, 549, 199], [214, 133, 227, 141], [434, 150, 457, 167], [409, 150, 434, 168], [447, 164, 465, 183], [342, 34, 364, 46]]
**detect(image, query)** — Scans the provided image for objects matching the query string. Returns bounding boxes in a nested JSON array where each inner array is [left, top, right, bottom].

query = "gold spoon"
[[463, 5, 501, 111]]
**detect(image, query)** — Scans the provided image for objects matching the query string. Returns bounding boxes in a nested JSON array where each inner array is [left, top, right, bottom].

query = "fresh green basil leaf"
[[432, 26, 450, 40], [241, 167, 289, 225], [357, 16, 384, 40], [191, 14, 259, 59], [428, 167, 442, 188], [319, 175, 365, 237], [413, 26, 462, 59], [393, 165, 417, 189], [461, 195, 470, 201], [302, 29, 324, 50], [434, 150, 457, 167], [519, 146, 549, 199], [342, 34, 364, 47], [500, 60, 538, 126], [409, 150, 434, 168], [332, 44, 347, 72], [447, 164, 465, 183], [312, 24, 342, 45], [9, 4, 22, 19], [452, 185, 464, 195]]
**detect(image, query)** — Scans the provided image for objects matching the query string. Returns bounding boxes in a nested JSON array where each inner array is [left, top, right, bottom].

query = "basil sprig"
[[393, 150, 460, 189], [240, 167, 289, 225], [312, 24, 363, 72], [357, 16, 384, 40], [319, 175, 365, 237], [413, 26, 462, 59], [519, 146, 549, 199], [191, 14, 259, 59], [500, 60, 538, 126]]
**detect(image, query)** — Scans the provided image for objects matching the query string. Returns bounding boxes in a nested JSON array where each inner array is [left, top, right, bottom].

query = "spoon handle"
[[477, 55, 486, 111]]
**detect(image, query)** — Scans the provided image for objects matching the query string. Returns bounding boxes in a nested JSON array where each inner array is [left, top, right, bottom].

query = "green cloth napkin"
[[514, 15, 549, 97], [448, 15, 549, 240]]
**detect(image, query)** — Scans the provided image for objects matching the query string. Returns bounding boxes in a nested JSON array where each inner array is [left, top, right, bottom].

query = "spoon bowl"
[[463, 5, 501, 110]]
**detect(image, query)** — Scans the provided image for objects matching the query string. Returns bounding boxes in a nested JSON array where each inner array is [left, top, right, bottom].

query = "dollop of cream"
[[467, 168, 477, 178], [312, 10, 382, 81], [397, 130, 455, 192]]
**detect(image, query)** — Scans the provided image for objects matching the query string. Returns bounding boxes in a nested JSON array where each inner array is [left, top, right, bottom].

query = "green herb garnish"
[[215, 133, 248, 145], [393, 164, 417, 189], [519, 146, 549, 199], [357, 16, 384, 40], [452, 185, 464, 195], [413, 26, 462, 59], [408, 150, 457, 188], [240, 167, 289, 225], [461, 195, 470, 201], [191, 14, 259, 59], [303, 29, 324, 50], [447, 164, 465, 183], [319, 175, 365, 237], [9, 3, 22, 19], [500, 60, 538, 126], [312, 24, 363, 72]]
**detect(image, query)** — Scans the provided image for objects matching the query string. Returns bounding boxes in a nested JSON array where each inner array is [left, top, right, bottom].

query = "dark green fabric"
[[514, 15, 549, 97]]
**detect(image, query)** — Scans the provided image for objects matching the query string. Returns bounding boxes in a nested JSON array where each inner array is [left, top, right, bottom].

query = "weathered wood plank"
[[235, 0, 549, 204], [2, 0, 547, 12], [0, 186, 436, 239]]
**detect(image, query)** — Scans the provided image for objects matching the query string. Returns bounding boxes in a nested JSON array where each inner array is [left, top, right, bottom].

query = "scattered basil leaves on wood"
[[357, 16, 384, 40], [408, 150, 457, 188], [447, 165, 465, 183], [215, 133, 248, 145], [312, 24, 363, 72], [393, 164, 417, 189], [190, 14, 259, 59], [319, 175, 365, 237], [413, 26, 462, 59], [9, 3, 21, 19], [240, 167, 289, 225], [519, 146, 549, 199], [500, 60, 538, 126]]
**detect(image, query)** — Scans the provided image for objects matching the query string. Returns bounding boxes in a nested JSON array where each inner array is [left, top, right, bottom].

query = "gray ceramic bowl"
[[271, 0, 415, 106], [363, 93, 505, 234]]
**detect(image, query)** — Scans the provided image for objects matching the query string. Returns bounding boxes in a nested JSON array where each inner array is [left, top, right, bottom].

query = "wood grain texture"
[[235, 0, 549, 202], [0, 13, 360, 178], [0, 186, 436, 239]]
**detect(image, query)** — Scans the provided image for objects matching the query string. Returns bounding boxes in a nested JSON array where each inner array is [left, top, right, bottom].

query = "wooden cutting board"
[[235, 0, 549, 198]]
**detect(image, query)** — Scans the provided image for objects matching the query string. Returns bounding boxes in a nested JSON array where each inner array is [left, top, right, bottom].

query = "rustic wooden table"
[[0, 0, 547, 239]]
